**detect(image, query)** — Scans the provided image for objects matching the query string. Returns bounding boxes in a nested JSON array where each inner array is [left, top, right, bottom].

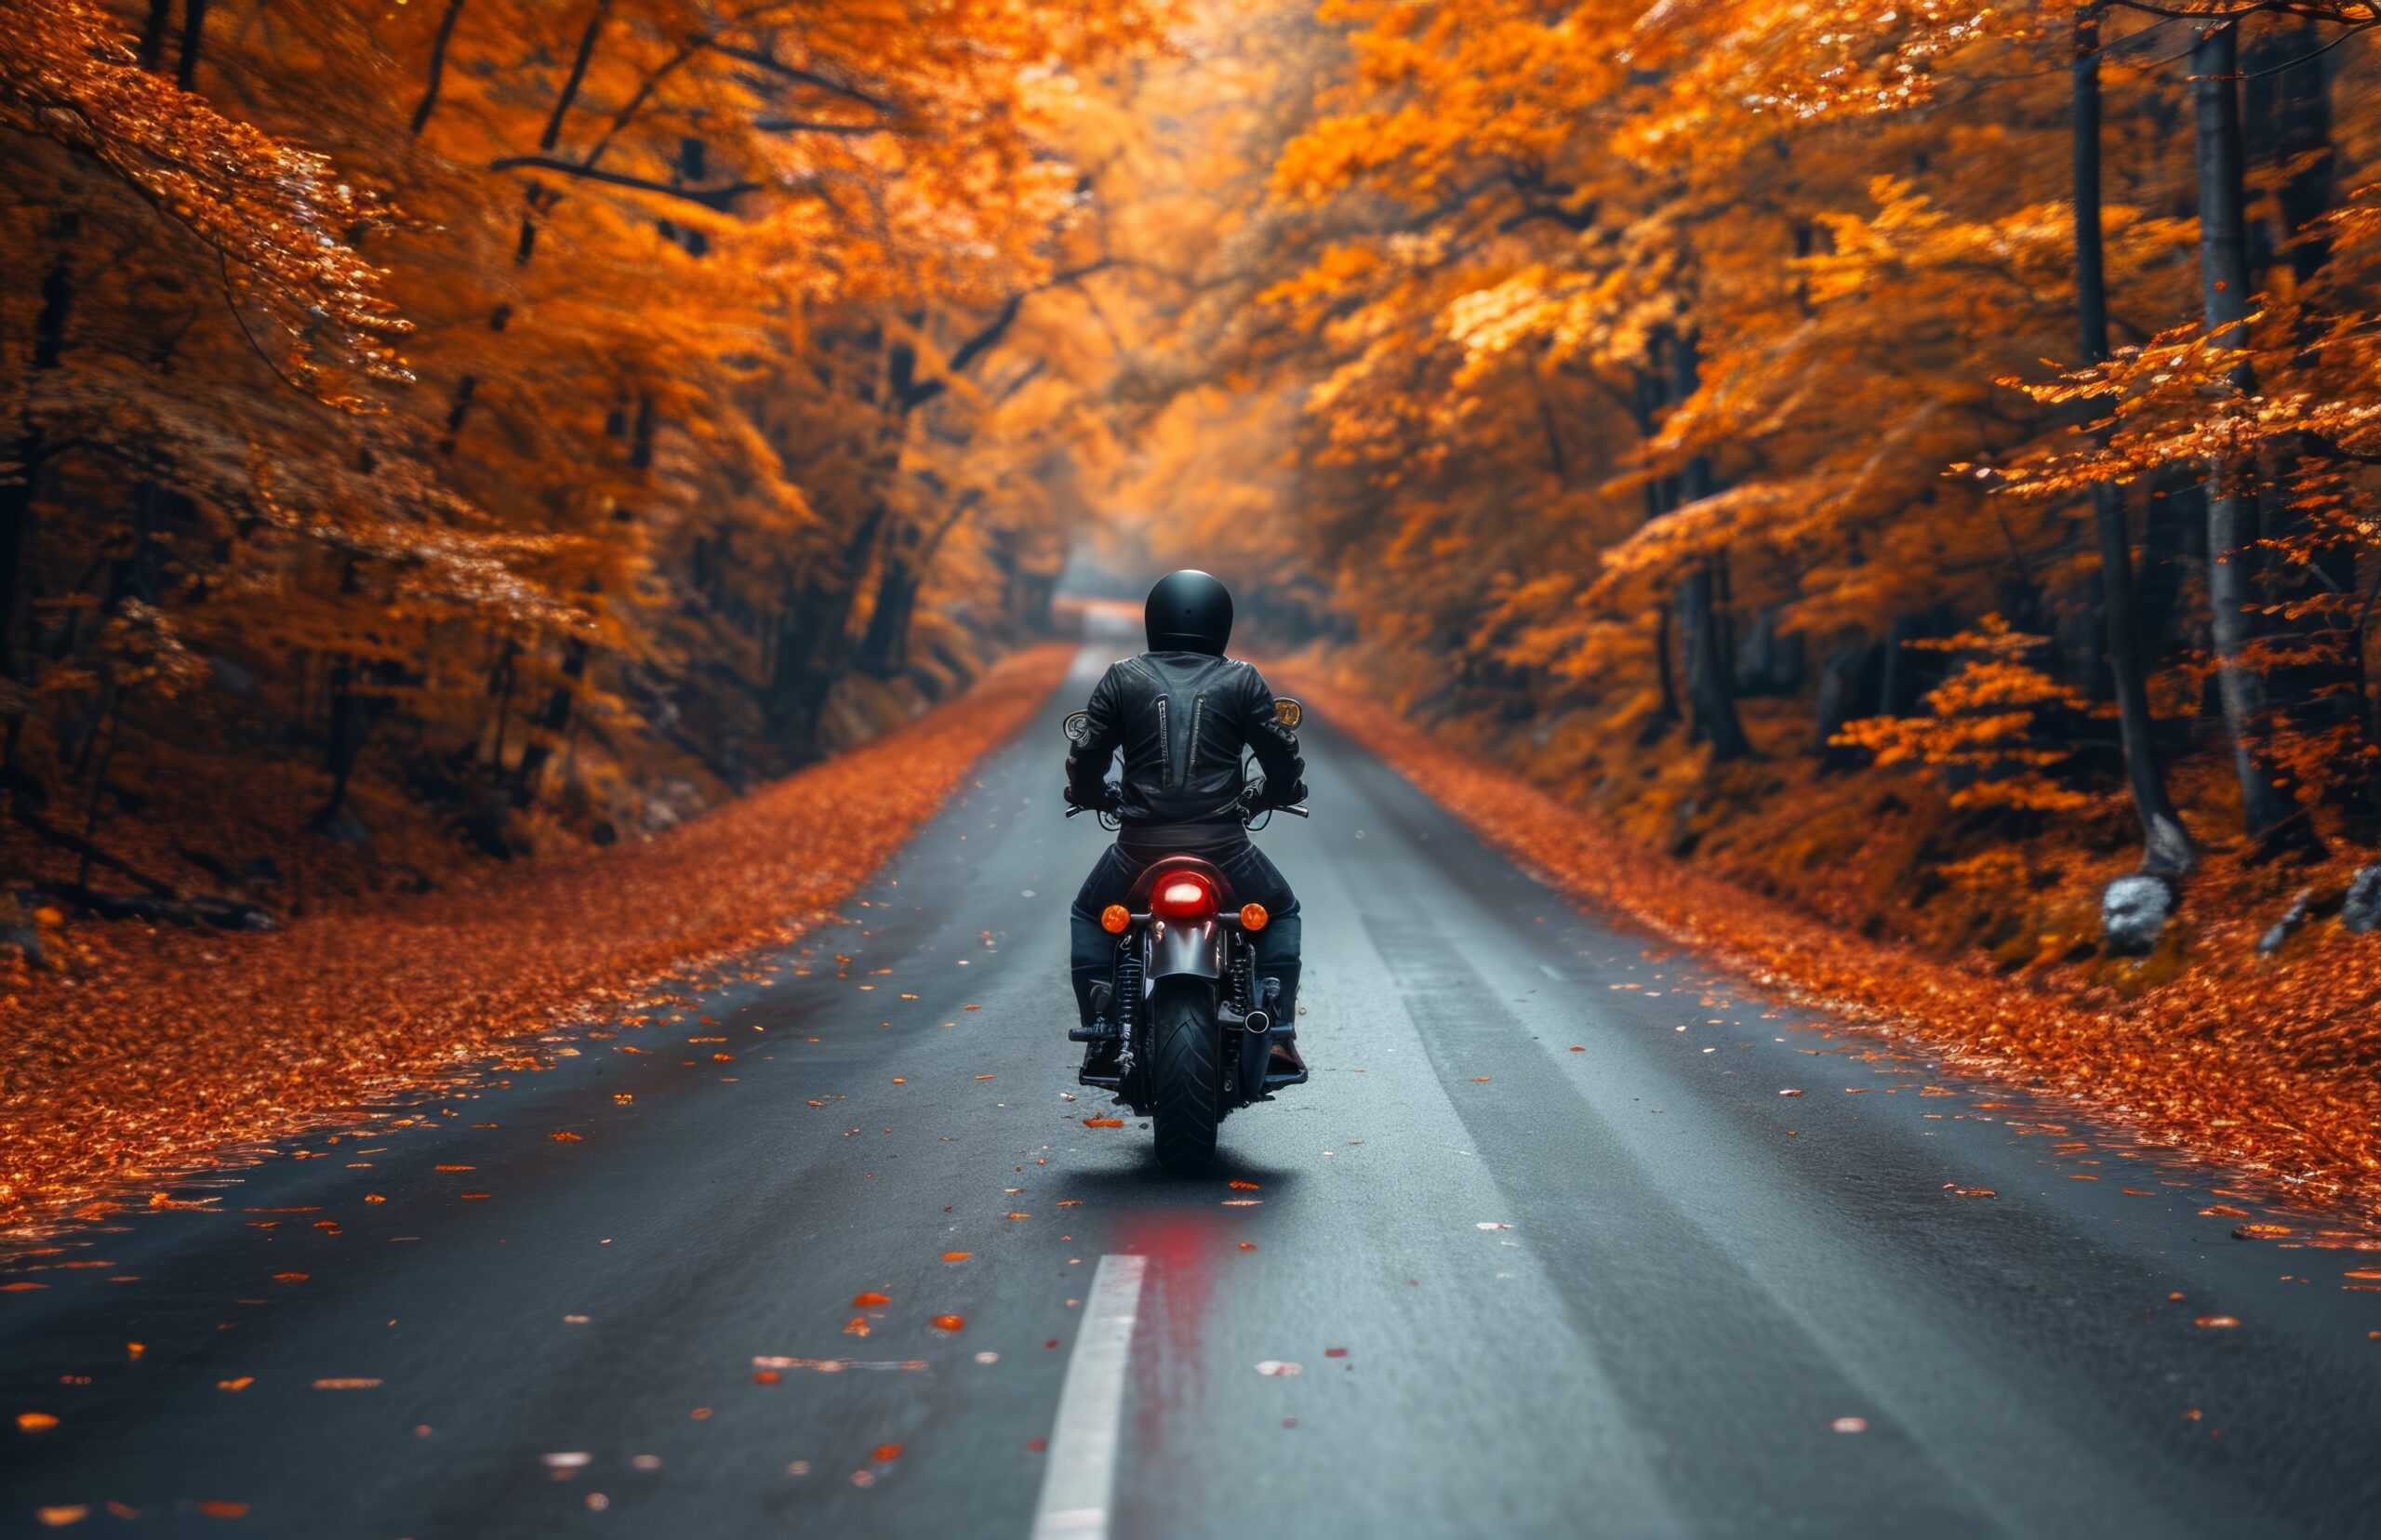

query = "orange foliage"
[[0, 0, 1161, 915]]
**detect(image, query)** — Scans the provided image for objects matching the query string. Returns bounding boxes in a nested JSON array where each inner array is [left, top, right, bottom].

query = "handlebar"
[[1064, 797, 1310, 822]]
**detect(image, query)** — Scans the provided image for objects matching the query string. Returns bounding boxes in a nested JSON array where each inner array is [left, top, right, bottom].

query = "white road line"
[[1031, 1253, 1147, 1540]]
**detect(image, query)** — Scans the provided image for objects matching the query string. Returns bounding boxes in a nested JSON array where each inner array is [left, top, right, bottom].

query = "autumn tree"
[[0, 0, 1161, 900]]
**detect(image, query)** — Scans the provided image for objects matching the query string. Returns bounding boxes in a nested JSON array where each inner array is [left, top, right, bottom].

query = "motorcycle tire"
[[1148, 976, 1222, 1172]]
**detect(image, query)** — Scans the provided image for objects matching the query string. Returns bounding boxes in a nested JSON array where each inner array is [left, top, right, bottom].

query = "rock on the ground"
[[2345, 866, 2381, 935], [309, 805, 373, 845], [0, 893, 48, 971], [2101, 874, 2175, 956], [2257, 887, 2317, 955], [643, 777, 708, 831]]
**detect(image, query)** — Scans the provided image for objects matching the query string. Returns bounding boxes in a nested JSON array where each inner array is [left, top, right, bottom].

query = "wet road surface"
[[5, 644, 2379, 1537]]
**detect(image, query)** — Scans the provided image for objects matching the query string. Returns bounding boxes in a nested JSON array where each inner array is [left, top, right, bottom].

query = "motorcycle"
[[1062, 697, 1309, 1171]]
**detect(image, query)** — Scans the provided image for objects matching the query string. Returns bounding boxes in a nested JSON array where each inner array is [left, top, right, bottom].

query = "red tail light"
[[1150, 872, 1217, 920]]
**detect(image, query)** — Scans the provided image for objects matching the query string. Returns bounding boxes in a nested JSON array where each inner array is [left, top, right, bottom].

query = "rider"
[[1066, 570, 1310, 1078]]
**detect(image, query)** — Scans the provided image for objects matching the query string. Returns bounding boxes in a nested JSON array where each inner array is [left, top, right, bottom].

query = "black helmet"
[[1144, 569, 1233, 655]]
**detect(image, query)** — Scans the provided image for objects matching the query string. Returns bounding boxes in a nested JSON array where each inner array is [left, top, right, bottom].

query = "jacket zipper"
[[1182, 694, 1206, 790], [1154, 694, 1172, 786]]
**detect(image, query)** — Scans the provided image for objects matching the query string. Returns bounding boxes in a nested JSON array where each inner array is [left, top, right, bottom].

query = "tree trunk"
[[2, 248, 74, 689], [1629, 353, 1682, 734], [1680, 562, 1750, 760], [2244, 20, 2369, 816], [767, 498, 893, 750], [137, 0, 173, 71], [2244, 20, 2336, 292], [510, 639, 589, 805], [2076, 5, 2195, 877], [446, 0, 607, 447], [2194, 19, 2308, 853], [1646, 604, 1680, 739], [1669, 331, 1751, 761], [410, 0, 470, 138], [175, 0, 208, 89], [854, 557, 918, 678], [318, 661, 366, 820]]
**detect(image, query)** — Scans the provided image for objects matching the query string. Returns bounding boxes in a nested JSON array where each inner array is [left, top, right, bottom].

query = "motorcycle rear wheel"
[[1148, 976, 1222, 1172]]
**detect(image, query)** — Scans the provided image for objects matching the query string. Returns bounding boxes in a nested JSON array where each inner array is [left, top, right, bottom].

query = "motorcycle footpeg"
[[1264, 1029, 1309, 1088]]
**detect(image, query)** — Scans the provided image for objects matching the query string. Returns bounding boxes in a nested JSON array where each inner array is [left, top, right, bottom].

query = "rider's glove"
[[1243, 777, 1305, 813], [1247, 777, 1306, 810]]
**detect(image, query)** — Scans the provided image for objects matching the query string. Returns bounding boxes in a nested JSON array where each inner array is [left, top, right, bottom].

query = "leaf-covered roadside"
[[1279, 666, 2381, 1227], [0, 644, 1074, 1237]]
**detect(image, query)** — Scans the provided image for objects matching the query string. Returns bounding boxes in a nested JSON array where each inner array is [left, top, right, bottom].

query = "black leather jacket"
[[1066, 652, 1308, 831]]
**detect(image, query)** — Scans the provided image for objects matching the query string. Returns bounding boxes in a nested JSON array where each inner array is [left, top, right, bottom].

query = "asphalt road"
[[5, 641, 2380, 1538]]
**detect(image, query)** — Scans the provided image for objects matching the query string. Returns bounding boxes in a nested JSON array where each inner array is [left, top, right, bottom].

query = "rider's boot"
[[1258, 976, 1308, 1083]]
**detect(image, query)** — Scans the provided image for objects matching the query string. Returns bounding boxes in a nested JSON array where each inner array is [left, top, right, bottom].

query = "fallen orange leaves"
[[1083, 1117, 1124, 1129], [852, 1291, 891, 1308], [17, 1412, 58, 1431], [0, 646, 1072, 1233]]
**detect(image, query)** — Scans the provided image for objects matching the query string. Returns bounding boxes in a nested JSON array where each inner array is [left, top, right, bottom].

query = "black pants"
[[1070, 831, 1301, 1031]]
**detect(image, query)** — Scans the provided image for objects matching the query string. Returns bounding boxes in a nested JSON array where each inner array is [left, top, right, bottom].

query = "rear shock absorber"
[[1222, 944, 1269, 1033], [1113, 934, 1143, 1068]]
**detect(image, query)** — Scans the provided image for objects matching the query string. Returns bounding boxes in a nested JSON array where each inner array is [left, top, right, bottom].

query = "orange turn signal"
[[1239, 903, 1269, 932], [1100, 904, 1131, 935]]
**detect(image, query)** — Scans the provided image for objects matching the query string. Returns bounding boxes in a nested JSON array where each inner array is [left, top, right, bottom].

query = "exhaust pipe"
[[1218, 1002, 1270, 1035]]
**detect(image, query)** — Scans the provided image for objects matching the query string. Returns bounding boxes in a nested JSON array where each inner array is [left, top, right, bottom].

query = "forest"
[[8, 0, 2381, 1157], [1117, 0, 2381, 987], [0, 0, 1159, 924]]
